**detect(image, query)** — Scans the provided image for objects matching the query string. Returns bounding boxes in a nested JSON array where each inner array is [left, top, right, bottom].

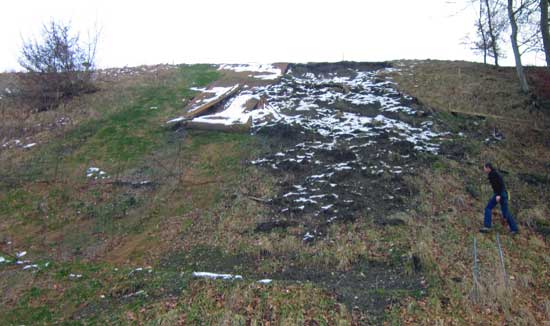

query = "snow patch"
[[192, 272, 243, 280], [23, 264, 38, 270], [218, 63, 282, 80], [303, 232, 315, 241], [86, 167, 109, 180]]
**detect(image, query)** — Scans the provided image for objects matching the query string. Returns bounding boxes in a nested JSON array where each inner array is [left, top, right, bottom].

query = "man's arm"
[[494, 173, 505, 202]]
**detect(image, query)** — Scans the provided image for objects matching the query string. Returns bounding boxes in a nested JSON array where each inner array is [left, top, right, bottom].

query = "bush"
[[18, 20, 99, 111]]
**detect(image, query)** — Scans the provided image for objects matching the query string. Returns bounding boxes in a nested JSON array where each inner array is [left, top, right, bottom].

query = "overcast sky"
[[0, 0, 546, 71]]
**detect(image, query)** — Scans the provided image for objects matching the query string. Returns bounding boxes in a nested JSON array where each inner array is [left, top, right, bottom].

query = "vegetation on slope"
[[0, 60, 549, 325]]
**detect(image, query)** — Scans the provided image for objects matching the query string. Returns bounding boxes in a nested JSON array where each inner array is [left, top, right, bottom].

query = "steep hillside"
[[0, 61, 549, 325]]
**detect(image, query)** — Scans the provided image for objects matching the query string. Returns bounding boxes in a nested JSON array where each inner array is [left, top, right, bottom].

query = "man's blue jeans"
[[484, 192, 519, 232]]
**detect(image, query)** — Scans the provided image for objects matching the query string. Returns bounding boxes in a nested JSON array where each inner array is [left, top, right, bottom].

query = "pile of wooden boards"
[[184, 84, 259, 133]]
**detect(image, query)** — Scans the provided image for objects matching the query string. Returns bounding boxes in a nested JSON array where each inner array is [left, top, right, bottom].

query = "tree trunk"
[[485, 0, 499, 66], [508, 0, 530, 93], [480, 0, 488, 64], [541, 0, 550, 66]]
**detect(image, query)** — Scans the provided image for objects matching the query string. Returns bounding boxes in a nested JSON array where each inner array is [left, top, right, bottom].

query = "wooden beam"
[[186, 116, 252, 133], [448, 108, 546, 130], [185, 85, 241, 119]]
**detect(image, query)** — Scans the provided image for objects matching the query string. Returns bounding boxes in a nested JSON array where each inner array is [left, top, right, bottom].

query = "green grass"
[[0, 64, 220, 225], [0, 188, 39, 222], [66, 67, 217, 165], [0, 65, 220, 185]]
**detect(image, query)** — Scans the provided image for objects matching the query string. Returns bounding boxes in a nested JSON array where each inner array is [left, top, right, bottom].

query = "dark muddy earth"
[[248, 62, 450, 238], [162, 246, 424, 324], [183, 62, 455, 323]]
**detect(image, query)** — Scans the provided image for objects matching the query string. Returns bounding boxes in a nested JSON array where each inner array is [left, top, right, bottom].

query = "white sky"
[[0, 0, 546, 71]]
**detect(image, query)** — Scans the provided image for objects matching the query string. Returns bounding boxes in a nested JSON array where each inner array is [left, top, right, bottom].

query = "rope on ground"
[[495, 232, 509, 289], [471, 236, 481, 303]]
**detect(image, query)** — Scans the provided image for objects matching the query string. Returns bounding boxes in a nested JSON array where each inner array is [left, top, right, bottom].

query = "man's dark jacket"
[[488, 170, 506, 195]]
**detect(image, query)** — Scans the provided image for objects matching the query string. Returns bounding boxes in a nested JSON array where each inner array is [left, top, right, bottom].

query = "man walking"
[[480, 163, 519, 234]]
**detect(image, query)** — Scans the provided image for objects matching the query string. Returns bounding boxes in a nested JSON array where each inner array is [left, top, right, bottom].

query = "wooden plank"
[[185, 84, 241, 119], [186, 116, 252, 133]]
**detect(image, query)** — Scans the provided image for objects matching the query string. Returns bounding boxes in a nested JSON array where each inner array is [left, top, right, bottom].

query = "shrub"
[[18, 20, 99, 111]]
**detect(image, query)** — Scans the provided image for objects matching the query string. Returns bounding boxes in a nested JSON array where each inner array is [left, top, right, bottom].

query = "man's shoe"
[[479, 227, 491, 233], [511, 230, 519, 236]]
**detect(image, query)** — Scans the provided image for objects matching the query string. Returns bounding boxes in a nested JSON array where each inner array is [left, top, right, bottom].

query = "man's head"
[[483, 162, 494, 174]]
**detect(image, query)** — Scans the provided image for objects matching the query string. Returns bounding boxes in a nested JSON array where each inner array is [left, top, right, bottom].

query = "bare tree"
[[507, 0, 538, 93], [486, 0, 501, 65], [469, 0, 508, 65], [18, 20, 99, 111], [473, 0, 491, 64], [541, 0, 550, 66]]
